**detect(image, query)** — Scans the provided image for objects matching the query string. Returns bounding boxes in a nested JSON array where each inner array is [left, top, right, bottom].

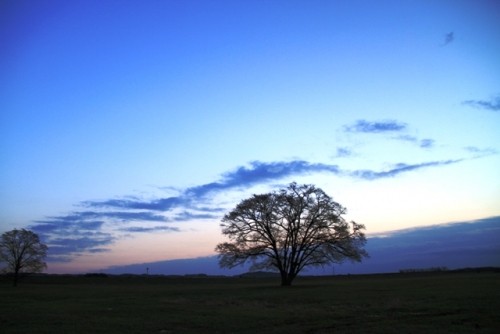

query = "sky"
[[104, 216, 500, 276], [1, 0, 499, 274]]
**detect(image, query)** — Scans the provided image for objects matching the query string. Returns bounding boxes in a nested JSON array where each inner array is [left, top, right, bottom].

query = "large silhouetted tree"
[[216, 182, 368, 286], [0, 229, 48, 286]]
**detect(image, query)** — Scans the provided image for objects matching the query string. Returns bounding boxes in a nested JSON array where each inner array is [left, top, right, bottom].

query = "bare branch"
[[215, 183, 368, 286]]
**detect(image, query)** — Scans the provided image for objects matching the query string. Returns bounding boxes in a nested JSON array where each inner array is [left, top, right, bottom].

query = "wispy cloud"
[[30, 211, 174, 261], [464, 146, 498, 158], [394, 135, 435, 149], [396, 135, 418, 142], [87, 160, 342, 211], [80, 158, 465, 218], [441, 32, 454, 47], [86, 197, 185, 211], [346, 119, 435, 149], [121, 226, 180, 233], [31, 161, 343, 261], [462, 95, 500, 112], [345, 119, 407, 133], [419, 139, 435, 148], [173, 211, 222, 222], [88, 159, 464, 210], [31, 156, 471, 263], [350, 159, 462, 180], [335, 147, 353, 158], [31, 219, 105, 235], [346, 120, 435, 149], [45, 233, 115, 262], [49, 235, 114, 254]]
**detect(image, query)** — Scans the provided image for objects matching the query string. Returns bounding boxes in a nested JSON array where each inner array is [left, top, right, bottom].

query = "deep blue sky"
[[1, 0, 499, 273]]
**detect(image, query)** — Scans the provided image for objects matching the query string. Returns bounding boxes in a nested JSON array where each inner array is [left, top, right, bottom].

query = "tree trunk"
[[13, 271, 19, 287], [280, 272, 294, 286], [280, 277, 292, 286]]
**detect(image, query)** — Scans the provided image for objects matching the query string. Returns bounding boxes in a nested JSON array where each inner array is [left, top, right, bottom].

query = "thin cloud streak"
[[345, 119, 407, 133], [31, 219, 105, 235], [394, 135, 435, 149], [86, 197, 185, 211], [121, 226, 180, 233], [350, 159, 463, 180], [462, 95, 500, 112], [464, 146, 498, 158]]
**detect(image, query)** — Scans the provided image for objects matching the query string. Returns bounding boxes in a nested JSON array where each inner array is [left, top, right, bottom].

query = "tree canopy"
[[0, 229, 48, 286], [216, 182, 368, 286]]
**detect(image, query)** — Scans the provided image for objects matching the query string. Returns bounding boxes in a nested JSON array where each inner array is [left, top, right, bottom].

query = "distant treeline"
[[399, 267, 448, 273], [449, 267, 500, 273], [2, 267, 499, 281], [83, 273, 109, 278], [399, 266, 500, 274]]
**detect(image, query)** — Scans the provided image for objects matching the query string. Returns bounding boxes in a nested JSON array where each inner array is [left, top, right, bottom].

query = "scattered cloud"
[[394, 135, 435, 149], [441, 32, 454, 46], [345, 119, 407, 133], [347, 120, 435, 150], [335, 147, 353, 158], [462, 95, 500, 112], [396, 134, 418, 142], [31, 154, 474, 263], [419, 139, 435, 148], [464, 146, 498, 158]]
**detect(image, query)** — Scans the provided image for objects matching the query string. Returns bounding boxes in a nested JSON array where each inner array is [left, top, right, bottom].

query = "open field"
[[1, 271, 499, 333]]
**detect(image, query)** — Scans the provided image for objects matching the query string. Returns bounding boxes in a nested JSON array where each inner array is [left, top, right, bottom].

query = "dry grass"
[[1, 271, 499, 333]]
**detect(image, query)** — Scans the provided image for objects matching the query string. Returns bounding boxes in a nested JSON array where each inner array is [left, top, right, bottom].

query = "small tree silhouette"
[[0, 229, 48, 286]]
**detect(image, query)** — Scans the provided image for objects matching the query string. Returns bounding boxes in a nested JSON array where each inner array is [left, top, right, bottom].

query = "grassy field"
[[1, 271, 499, 333]]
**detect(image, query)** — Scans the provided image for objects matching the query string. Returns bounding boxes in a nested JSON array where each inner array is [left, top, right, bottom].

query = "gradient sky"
[[1, 0, 499, 274]]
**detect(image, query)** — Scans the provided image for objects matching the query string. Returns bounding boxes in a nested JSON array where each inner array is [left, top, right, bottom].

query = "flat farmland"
[[1, 272, 499, 333]]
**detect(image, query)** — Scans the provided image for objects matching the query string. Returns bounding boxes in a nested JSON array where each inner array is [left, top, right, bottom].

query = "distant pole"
[[146, 267, 149, 275]]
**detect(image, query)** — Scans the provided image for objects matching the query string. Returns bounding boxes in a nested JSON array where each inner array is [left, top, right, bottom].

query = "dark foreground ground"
[[1, 271, 499, 333]]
